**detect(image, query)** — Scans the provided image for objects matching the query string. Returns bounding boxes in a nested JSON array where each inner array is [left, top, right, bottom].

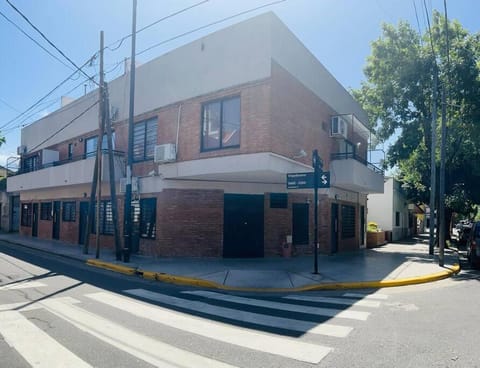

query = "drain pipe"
[[175, 104, 182, 158]]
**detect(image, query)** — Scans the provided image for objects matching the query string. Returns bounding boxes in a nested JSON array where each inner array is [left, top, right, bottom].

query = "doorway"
[[331, 203, 339, 253], [223, 194, 264, 258], [292, 203, 309, 246], [52, 201, 61, 240], [32, 203, 38, 237]]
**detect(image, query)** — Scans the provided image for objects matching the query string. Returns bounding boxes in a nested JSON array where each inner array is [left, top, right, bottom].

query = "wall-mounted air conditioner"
[[331, 116, 348, 139], [154, 143, 176, 163], [119, 176, 139, 193]]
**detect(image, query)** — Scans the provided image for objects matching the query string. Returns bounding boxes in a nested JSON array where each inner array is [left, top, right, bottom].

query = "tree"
[[353, 12, 480, 237]]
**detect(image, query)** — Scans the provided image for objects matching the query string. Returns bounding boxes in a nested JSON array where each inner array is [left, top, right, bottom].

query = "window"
[[201, 96, 240, 151], [68, 143, 74, 160], [40, 202, 52, 220], [21, 203, 32, 227], [92, 200, 114, 235], [62, 201, 76, 222], [395, 211, 400, 227], [133, 118, 157, 161], [270, 193, 288, 209], [341, 205, 356, 239], [85, 133, 115, 158], [22, 155, 38, 173], [132, 198, 157, 239]]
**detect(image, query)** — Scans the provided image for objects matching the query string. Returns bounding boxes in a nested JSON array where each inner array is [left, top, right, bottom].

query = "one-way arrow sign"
[[317, 171, 330, 188]]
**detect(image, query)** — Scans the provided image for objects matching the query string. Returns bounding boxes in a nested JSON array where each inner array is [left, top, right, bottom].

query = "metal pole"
[[123, 0, 137, 263], [312, 149, 319, 274], [429, 67, 437, 255], [439, 84, 446, 266]]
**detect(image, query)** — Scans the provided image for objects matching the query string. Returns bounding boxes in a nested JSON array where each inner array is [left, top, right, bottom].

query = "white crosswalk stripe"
[[0, 281, 46, 291], [88, 291, 331, 364], [0, 309, 92, 368], [182, 290, 371, 320], [283, 294, 381, 307]]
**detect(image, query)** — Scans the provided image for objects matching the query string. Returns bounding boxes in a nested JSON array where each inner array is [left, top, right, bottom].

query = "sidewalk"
[[0, 232, 460, 292]]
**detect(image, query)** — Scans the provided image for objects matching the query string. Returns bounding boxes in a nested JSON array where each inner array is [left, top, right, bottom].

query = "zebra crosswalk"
[[0, 281, 390, 367]]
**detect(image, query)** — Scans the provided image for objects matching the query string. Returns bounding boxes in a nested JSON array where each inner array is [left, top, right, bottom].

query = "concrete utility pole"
[[312, 149, 322, 274], [123, 0, 137, 262], [429, 67, 437, 256], [95, 31, 105, 259], [439, 85, 446, 266]]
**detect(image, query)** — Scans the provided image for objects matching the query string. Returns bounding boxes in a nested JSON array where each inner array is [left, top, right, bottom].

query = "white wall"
[[368, 178, 393, 231]]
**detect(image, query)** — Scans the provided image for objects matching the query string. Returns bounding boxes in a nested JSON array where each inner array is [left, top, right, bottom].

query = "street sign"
[[286, 172, 314, 189], [317, 171, 330, 188], [286, 171, 330, 189]]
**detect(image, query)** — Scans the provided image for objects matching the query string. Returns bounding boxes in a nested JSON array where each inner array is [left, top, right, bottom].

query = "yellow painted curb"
[[87, 259, 460, 293], [86, 259, 137, 275]]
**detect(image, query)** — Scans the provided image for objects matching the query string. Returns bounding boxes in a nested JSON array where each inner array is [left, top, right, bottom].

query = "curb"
[[86, 258, 461, 292]]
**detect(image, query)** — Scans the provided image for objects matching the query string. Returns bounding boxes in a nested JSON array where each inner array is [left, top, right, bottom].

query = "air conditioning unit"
[[331, 116, 348, 139], [119, 176, 139, 193], [17, 145, 27, 155], [154, 143, 176, 163]]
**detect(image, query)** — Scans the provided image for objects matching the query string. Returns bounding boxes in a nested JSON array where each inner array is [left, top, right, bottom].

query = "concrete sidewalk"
[[0, 232, 460, 292]]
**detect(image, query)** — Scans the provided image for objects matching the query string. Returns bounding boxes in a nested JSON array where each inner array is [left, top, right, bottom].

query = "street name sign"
[[286, 172, 330, 189]]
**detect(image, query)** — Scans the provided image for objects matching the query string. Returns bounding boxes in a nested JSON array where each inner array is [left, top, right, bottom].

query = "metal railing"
[[16, 149, 126, 175], [330, 152, 384, 175]]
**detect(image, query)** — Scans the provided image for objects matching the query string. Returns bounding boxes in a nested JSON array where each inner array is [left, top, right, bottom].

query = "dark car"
[[466, 221, 480, 268], [458, 222, 472, 246]]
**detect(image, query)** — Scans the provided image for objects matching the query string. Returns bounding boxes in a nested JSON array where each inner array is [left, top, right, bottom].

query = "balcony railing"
[[17, 150, 125, 175], [330, 152, 384, 175]]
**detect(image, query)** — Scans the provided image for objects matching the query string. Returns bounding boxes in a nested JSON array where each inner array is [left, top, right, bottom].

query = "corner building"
[[8, 12, 384, 258]]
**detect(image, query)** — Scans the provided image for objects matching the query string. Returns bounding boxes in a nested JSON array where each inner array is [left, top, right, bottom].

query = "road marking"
[[343, 292, 389, 300], [128, 288, 351, 338], [0, 310, 92, 368], [39, 297, 241, 368], [89, 291, 332, 364], [183, 290, 370, 321], [283, 295, 381, 308], [0, 281, 46, 291]]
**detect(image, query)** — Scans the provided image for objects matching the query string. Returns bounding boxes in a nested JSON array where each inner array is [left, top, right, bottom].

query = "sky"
[[0, 0, 479, 169]]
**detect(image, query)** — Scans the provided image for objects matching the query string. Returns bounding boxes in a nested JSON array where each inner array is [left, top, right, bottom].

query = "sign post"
[[312, 149, 322, 274]]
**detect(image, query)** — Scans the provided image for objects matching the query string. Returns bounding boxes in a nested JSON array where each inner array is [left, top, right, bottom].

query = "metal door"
[[52, 201, 61, 240], [32, 203, 38, 237], [223, 194, 264, 258], [292, 203, 309, 245], [78, 202, 89, 245], [331, 203, 339, 253]]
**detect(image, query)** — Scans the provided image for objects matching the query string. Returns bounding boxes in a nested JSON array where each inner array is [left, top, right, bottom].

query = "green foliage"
[[354, 12, 480, 210]]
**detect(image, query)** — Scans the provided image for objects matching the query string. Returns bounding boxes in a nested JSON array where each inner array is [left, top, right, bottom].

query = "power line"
[[26, 100, 99, 154], [5, 0, 98, 86], [412, 0, 423, 45], [0, 97, 20, 113], [137, 0, 287, 56], [0, 9, 75, 71], [0, 56, 96, 132], [106, 0, 209, 52]]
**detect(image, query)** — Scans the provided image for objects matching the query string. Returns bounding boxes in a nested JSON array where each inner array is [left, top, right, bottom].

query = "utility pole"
[[429, 66, 437, 256], [438, 84, 447, 266], [95, 31, 105, 259], [123, 0, 137, 262]]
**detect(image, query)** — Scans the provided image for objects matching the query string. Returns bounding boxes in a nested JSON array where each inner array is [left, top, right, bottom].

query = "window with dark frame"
[[40, 202, 52, 220], [133, 117, 157, 161], [395, 211, 400, 227], [270, 193, 288, 209], [68, 143, 74, 160], [85, 133, 116, 158], [139, 198, 156, 239], [341, 205, 356, 239], [62, 201, 76, 222], [201, 96, 240, 151], [22, 155, 38, 173], [91, 200, 114, 235], [21, 203, 32, 227]]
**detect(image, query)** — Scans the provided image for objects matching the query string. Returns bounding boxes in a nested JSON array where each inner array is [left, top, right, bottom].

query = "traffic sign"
[[286, 172, 314, 189], [286, 171, 330, 189]]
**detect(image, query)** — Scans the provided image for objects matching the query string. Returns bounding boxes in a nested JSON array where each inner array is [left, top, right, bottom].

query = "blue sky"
[[0, 0, 479, 168]]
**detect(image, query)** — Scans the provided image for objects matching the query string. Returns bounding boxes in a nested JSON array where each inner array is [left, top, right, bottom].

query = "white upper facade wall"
[[22, 12, 368, 151]]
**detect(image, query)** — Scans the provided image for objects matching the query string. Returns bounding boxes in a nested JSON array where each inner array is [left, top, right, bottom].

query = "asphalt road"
[[0, 241, 479, 368]]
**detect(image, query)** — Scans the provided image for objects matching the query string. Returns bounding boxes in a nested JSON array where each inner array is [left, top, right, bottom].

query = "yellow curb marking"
[[87, 259, 460, 292]]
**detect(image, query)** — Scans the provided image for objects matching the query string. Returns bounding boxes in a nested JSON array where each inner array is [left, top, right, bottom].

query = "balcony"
[[330, 152, 384, 194], [7, 150, 125, 192]]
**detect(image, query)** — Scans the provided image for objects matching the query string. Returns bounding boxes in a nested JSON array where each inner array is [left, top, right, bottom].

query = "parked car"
[[458, 222, 472, 246], [466, 221, 480, 268]]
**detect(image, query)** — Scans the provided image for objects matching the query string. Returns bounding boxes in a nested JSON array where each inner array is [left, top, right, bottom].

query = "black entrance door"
[[32, 203, 38, 237], [331, 203, 339, 253], [52, 201, 61, 240], [10, 196, 20, 232], [292, 203, 309, 245], [223, 194, 264, 258]]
